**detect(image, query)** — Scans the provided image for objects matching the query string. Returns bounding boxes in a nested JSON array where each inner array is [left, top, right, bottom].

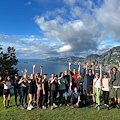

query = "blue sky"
[[0, 0, 120, 59]]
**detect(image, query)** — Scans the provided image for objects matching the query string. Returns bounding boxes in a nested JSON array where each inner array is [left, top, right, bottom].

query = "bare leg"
[[3, 95, 7, 107]]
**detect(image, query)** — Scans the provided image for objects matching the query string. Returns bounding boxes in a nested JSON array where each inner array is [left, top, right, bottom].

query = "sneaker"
[[15, 105, 18, 107], [20, 106, 25, 110], [37, 106, 41, 109], [98, 106, 100, 111], [65, 103, 69, 106], [42, 106, 46, 109], [95, 104, 98, 108], [27, 107, 32, 111], [53, 104, 58, 108], [4, 106, 7, 109], [71, 106, 74, 109], [51, 106, 53, 110], [7, 105, 10, 108], [30, 106, 34, 109]]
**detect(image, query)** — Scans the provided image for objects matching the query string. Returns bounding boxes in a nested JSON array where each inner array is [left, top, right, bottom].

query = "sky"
[[0, 0, 120, 59]]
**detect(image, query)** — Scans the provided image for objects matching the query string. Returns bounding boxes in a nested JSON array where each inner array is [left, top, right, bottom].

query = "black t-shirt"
[[86, 74, 94, 86], [51, 80, 58, 91], [14, 79, 20, 89], [64, 75, 70, 84], [44, 80, 48, 92]]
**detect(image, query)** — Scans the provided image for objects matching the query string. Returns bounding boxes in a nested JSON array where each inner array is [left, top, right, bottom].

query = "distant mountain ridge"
[[46, 46, 120, 71]]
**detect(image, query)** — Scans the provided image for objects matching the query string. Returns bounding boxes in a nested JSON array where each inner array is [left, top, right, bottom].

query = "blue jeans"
[[59, 89, 67, 104]]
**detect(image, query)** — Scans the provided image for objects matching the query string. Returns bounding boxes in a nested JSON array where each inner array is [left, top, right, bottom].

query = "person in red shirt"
[[69, 62, 81, 90]]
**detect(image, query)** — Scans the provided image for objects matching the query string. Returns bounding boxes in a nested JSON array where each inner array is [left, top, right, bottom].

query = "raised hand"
[[116, 60, 120, 63], [108, 69, 111, 74], [40, 65, 43, 68], [83, 65, 86, 69], [69, 62, 71, 66], [86, 61, 89, 66], [25, 69, 28, 73], [33, 64, 36, 68], [100, 64, 102, 68], [91, 62, 94, 66], [70, 82, 72, 86], [78, 62, 81, 66]]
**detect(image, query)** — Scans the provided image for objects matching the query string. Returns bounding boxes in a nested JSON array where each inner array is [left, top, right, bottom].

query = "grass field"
[[0, 92, 120, 120]]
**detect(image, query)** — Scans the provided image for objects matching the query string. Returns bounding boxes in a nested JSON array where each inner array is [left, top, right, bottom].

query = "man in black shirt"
[[86, 62, 95, 105]]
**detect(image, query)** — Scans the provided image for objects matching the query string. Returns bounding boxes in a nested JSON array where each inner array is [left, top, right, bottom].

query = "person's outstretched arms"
[[86, 62, 89, 75], [100, 64, 102, 81], [40, 65, 43, 77], [83, 65, 86, 78], [91, 62, 95, 75], [69, 62, 72, 72], [108, 69, 112, 82], [78, 62, 81, 72], [116, 60, 120, 71]]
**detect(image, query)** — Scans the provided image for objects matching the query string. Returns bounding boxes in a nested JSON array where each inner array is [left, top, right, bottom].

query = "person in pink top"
[[69, 62, 81, 90]]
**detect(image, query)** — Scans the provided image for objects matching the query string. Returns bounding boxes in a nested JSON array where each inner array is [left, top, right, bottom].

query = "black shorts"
[[3, 89, 10, 95], [87, 85, 93, 94]]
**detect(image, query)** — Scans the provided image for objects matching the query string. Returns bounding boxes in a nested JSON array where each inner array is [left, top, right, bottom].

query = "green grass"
[[0, 94, 120, 120]]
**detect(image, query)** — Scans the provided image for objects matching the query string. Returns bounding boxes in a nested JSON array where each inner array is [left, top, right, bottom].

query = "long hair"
[[77, 72, 82, 79], [4, 76, 8, 82], [59, 72, 63, 77]]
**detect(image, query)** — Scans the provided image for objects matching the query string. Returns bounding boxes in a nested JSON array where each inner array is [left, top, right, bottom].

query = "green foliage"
[[0, 46, 18, 95]]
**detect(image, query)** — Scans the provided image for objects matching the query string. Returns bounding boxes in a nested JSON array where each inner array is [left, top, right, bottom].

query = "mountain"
[[46, 46, 120, 71], [46, 56, 84, 63]]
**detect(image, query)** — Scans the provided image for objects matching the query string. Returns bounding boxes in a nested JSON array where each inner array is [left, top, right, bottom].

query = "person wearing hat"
[[101, 70, 112, 110], [14, 73, 21, 107], [111, 60, 120, 109]]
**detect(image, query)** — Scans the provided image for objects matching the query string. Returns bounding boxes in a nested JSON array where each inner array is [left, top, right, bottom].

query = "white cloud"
[[25, 1, 31, 5]]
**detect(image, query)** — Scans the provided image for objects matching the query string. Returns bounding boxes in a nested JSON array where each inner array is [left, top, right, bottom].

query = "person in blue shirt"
[[58, 72, 68, 106], [70, 82, 81, 108]]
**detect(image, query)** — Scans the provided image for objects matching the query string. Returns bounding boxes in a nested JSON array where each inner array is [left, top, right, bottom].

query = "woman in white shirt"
[[0, 76, 12, 109], [93, 64, 102, 111]]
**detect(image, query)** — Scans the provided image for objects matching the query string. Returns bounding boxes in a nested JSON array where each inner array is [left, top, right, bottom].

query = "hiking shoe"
[[83, 100, 85, 105]]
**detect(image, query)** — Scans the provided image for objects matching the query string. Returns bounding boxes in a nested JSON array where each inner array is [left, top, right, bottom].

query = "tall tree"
[[0, 46, 18, 79]]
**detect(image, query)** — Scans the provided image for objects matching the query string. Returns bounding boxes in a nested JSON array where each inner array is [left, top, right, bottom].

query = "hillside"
[[46, 46, 120, 71]]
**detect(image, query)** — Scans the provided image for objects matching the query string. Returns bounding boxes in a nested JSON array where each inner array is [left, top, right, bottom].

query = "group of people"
[[0, 60, 120, 111]]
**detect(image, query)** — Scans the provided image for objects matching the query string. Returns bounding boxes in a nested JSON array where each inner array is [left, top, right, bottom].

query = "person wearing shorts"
[[111, 60, 120, 109], [69, 62, 81, 90], [86, 62, 95, 104]]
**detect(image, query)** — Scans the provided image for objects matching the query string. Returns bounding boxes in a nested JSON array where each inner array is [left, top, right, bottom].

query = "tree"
[[0, 46, 18, 79]]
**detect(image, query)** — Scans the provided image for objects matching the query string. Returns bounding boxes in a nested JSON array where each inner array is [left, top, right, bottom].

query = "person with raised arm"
[[111, 60, 120, 109], [86, 61, 95, 105], [70, 82, 81, 108], [93, 64, 102, 111], [76, 64, 86, 105], [101, 69, 112, 110], [36, 65, 43, 109], [0, 76, 13, 109], [19, 69, 28, 109], [69, 62, 81, 90], [27, 64, 37, 110]]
